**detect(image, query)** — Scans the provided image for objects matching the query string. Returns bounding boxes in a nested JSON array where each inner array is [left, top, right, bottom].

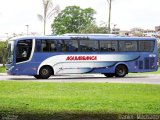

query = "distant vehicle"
[[6, 34, 158, 79]]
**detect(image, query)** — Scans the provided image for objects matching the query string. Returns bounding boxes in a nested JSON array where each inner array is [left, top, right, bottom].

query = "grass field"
[[0, 81, 160, 120], [0, 66, 6, 73]]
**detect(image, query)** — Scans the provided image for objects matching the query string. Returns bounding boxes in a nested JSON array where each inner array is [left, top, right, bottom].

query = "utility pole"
[[26, 25, 29, 35], [5, 33, 8, 39], [108, 0, 112, 34]]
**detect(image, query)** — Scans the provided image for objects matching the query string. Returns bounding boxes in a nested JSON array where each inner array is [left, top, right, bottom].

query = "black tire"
[[104, 73, 115, 77], [34, 75, 41, 79], [115, 65, 128, 77], [39, 66, 52, 79]]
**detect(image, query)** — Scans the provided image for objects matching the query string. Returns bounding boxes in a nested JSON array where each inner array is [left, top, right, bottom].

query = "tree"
[[79, 24, 108, 34], [38, 0, 59, 35], [51, 6, 96, 35], [0, 41, 7, 66], [132, 31, 143, 37]]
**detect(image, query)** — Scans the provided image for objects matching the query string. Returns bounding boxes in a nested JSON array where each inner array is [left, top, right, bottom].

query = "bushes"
[[157, 39, 160, 66], [0, 41, 7, 66]]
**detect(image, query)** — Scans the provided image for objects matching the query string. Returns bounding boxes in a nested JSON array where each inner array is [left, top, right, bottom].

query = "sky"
[[0, 0, 160, 37]]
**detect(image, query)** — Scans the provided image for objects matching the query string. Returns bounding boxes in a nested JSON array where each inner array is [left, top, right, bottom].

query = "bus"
[[6, 34, 158, 79]]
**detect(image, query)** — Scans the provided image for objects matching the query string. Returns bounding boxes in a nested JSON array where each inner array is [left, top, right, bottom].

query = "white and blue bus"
[[6, 34, 158, 79]]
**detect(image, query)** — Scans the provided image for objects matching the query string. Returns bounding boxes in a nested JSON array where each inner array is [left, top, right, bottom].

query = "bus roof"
[[63, 33, 118, 37], [10, 34, 157, 41]]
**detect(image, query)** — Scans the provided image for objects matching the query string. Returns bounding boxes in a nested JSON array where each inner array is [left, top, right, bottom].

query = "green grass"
[[0, 66, 6, 73], [0, 81, 160, 120]]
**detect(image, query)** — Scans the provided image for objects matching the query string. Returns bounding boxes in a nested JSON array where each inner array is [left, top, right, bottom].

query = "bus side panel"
[[11, 62, 40, 75], [37, 53, 141, 75]]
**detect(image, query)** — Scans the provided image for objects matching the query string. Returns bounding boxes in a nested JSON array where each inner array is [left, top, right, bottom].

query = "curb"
[[0, 73, 7, 76]]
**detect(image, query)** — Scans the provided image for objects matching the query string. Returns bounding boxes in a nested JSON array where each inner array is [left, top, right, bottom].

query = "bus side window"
[[57, 40, 79, 52], [119, 41, 137, 52], [139, 41, 154, 52], [40, 40, 57, 52], [80, 40, 98, 52], [51, 42, 57, 51], [35, 40, 41, 52], [100, 41, 118, 52], [47, 40, 57, 52], [41, 40, 48, 52], [57, 40, 67, 52], [16, 39, 32, 63], [68, 40, 78, 52]]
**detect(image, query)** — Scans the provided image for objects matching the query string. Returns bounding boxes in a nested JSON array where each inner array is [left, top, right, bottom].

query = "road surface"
[[0, 73, 160, 84]]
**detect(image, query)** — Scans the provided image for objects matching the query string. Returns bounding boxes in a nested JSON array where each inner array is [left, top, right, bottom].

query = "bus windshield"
[[7, 41, 15, 64]]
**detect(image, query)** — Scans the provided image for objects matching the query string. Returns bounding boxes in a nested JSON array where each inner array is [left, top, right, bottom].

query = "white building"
[[143, 29, 157, 37]]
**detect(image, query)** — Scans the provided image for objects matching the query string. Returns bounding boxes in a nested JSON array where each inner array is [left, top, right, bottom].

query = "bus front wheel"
[[34, 75, 41, 79], [115, 65, 128, 77], [104, 73, 115, 77], [39, 66, 52, 79]]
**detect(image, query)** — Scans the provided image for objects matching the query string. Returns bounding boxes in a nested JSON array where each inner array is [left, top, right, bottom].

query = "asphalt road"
[[0, 73, 160, 84]]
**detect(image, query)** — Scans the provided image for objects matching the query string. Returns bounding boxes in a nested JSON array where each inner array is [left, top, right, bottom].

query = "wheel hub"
[[42, 69, 48, 75]]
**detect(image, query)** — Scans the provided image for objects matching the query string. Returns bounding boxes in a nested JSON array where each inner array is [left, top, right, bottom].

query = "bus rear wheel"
[[39, 66, 52, 79], [115, 65, 128, 77]]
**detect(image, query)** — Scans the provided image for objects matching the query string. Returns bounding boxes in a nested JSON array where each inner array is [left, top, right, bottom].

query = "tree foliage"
[[51, 6, 96, 34], [132, 31, 143, 37], [0, 41, 7, 66], [79, 24, 108, 34]]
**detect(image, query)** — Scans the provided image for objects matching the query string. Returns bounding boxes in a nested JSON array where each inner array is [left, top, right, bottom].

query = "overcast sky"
[[0, 0, 160, 37]]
